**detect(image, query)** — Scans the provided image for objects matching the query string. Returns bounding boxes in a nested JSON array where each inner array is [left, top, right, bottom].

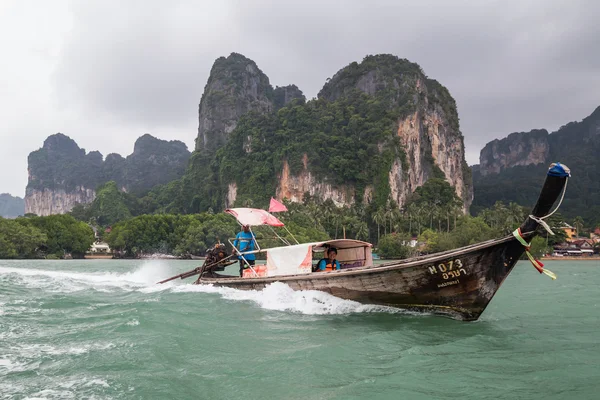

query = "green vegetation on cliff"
[[273, 85, 305, 110], [180, 90, 404, 214], [78, 181, 133, 226], [27, 133, 190, 195], [472, 106, 600, 227]]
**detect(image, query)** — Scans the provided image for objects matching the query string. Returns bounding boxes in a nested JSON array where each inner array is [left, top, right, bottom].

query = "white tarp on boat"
[[266, 243, 316, 276], [263, 239, 374, 276]]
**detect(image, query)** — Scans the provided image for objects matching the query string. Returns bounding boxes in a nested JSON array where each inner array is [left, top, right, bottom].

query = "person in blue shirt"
[[316, 247, 341, 272], [233, 225, 256, 276]]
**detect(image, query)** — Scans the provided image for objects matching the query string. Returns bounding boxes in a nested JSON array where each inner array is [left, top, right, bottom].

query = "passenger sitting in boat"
[[316, 247, 340, 272], [233, 225, 256, 277]]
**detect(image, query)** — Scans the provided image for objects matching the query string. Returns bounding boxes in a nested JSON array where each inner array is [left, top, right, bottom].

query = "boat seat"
[[340, 260, 364, 269]]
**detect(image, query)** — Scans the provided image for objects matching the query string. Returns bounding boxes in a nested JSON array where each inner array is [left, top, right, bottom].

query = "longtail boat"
[[159, 163, 570, 321]]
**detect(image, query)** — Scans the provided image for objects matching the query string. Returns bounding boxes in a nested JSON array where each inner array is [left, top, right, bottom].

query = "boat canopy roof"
[[225, 208, 285, 227], [311, 239, 373, 250]]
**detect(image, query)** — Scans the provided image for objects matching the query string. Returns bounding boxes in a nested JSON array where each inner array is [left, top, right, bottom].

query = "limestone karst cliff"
[[195, 53, 275, 153], [479, 129, 550, 176], [184, 53, 473, 213], [25, 133, 190, 216], [317, 55, 472, 211]]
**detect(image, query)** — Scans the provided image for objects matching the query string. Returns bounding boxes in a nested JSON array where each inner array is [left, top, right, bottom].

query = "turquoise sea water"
[[1, 259, 599, 399]]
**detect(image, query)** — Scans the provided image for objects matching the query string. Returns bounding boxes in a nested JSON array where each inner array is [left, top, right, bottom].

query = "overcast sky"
[[1, 0, 598, 197]]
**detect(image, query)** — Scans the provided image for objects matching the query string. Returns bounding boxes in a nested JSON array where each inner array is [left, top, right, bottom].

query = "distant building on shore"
[[86, 241, 113, 259], [553, 239, 595, 257], [559, 223, 577, 242], [590, 227, 600, 243]]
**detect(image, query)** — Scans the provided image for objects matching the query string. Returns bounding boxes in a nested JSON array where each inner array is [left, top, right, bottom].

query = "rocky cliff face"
[[273, 85, 305, 110], [123, 134, 190, 193], [317, 55, 472, 211], [25, 133, 190, 216], [276, 157, 356, 206], [479, 129, 550, 176], [196, 53, 274, 152], [391, 105, 469, 210], [193, 53, 472, 213], [26, 187, 95, 216]]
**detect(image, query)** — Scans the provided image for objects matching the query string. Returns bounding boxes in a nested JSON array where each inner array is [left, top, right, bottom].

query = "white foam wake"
[[0, 261, 177, 293], [1, 263, 404, 316], [171, 281, 402, 315]]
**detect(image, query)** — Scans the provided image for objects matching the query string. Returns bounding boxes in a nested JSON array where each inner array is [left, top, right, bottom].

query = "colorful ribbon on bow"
[[512, 228, 557, 280]]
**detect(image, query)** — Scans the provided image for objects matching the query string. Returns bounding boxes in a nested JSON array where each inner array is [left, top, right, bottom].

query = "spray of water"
[[1, 263, 402, 316]]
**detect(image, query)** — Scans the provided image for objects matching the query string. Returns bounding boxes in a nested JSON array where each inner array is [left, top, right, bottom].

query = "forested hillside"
[[472, 106, 600, 227]]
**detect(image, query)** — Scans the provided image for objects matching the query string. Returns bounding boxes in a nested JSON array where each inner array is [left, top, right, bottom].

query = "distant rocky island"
[[0, 193, 24, 218], [25, 133, 190, 216], [472, 106, 600, 222]]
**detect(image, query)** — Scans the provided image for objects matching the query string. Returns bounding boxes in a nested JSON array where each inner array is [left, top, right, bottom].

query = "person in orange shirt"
[[316, 247, 341, 271]]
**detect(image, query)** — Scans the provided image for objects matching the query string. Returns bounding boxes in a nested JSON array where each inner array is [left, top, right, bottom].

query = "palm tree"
[[506, 202, 525, 231], [406, 203, 418, 235], [441, 204, 452, 232], [384, 205, 392, 236], [415, 205, 426, 236], [354, 221, 369, 241], [492, 201, 508, 230], [341, 215, 355, 239], [372, 208, 386, 242], [306, 201, 323, 229], [452, 201, 462, 230], [389, 207, 401, 234], [573, 216, 585, 238], [435, 205, 444, 232]]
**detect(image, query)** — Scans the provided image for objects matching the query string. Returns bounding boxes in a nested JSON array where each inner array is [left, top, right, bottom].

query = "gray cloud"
[[1, 0, 599, 197]]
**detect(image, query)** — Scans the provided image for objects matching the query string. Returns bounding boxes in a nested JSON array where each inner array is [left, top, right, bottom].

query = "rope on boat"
[[512, 227, 557, 280], [512, 174, 569, 280], [527, 177, 569, 236]]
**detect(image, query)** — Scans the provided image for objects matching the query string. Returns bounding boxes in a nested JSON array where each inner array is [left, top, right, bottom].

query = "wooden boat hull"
[[201, 235, 527, 321]]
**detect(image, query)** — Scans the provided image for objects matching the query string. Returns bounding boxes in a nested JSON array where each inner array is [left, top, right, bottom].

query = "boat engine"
[[204, 243, 230, 271]]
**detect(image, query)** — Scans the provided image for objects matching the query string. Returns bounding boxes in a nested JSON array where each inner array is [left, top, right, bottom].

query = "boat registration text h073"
[[428, 259, 467, 280]]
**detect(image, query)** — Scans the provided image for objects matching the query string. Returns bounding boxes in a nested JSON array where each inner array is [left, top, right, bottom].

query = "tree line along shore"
[[2, 185, 598, 260]]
